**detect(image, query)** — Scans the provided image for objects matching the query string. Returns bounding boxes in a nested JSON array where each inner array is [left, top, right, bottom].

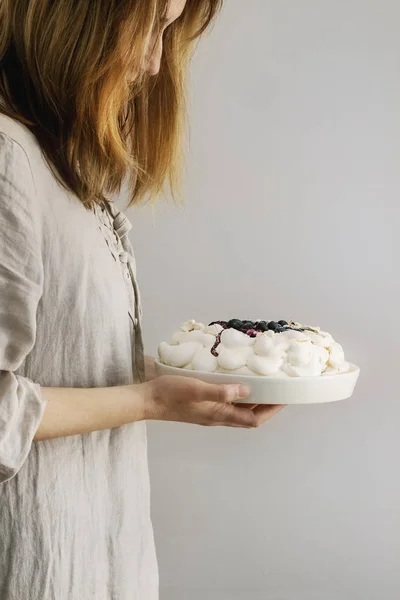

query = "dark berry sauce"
[[207, 319, 304, 356]]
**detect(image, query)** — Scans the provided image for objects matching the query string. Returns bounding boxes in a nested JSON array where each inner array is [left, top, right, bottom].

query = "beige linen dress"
[[0, 114, 158, 599]]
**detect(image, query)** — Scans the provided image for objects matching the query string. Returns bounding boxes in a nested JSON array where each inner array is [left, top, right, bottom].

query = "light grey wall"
[[128, 1, 400, 598]]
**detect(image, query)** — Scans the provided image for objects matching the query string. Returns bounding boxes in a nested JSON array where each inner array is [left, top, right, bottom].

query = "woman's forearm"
[[34, 384, 148, 441]]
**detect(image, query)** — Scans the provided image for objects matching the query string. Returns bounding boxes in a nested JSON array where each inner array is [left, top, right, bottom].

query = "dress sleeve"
[[0, 132, 47, 484]]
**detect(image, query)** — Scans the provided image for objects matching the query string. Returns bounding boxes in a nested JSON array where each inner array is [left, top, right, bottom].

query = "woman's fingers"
[[212, 403, 256, 428], [252, 404, 286, 425], [195, 382, 285, 428], [234, 402, 258, 410], [197, 381, 251, 405], [210, 403, 285, 428]]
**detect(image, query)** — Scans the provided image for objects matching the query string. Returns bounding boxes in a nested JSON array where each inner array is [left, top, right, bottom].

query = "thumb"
[[208, 382, 251, 404]]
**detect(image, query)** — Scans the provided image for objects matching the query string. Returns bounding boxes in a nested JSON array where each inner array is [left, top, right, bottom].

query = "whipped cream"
[[158, 319, 350, 378]]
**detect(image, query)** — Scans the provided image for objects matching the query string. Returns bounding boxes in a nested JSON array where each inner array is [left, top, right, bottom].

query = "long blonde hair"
[[0, 0, 222, 208]]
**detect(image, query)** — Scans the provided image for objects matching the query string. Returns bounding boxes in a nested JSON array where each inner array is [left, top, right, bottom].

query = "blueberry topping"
[[208, 319, 296, 335], [228, 319, 243, 330]]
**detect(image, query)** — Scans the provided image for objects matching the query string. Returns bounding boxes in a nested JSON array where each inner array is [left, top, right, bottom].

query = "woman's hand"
[[143, 375, 284, 428]]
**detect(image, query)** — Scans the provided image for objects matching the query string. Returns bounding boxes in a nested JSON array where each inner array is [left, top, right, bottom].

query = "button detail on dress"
[[119, 251, 129, 264]]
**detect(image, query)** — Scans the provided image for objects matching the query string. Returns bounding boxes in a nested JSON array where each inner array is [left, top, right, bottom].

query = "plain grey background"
[[128, 1, 399, 599]]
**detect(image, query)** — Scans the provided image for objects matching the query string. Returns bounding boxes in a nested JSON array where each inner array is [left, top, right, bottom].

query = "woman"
[[0, 0, 283, 598]]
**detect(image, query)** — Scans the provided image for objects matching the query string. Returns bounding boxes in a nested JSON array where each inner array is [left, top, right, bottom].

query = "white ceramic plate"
[[154, 361, 360, 405]]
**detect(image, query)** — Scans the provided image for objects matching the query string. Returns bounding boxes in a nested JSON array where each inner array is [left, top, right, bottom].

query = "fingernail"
[[237, 384, 251, 399]]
